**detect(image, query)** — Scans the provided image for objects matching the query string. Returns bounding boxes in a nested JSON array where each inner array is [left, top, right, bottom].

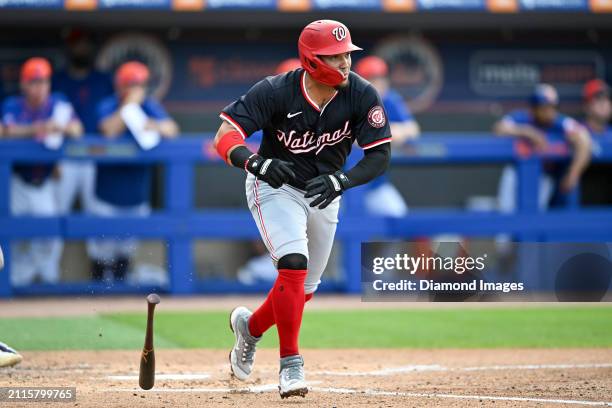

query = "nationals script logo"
[[276, 120, 351, 155]]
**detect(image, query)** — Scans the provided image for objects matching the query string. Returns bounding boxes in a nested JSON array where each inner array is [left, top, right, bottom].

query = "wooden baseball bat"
[[139, 293, 160, 390]]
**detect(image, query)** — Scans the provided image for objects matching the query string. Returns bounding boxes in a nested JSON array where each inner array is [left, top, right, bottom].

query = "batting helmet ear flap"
[[304, 57, 317, 71]]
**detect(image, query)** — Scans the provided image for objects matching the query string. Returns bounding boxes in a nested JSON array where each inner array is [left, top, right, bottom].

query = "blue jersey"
[[95, 96, 169, 207], [584, 122, 612, 157], [500, 109, 580, 143], [2, 93, 75, 185], [383, 89, 414, 123], [502, 109, 583, 177], [53, 70, 113, 134], [368, 89, 414, 189]]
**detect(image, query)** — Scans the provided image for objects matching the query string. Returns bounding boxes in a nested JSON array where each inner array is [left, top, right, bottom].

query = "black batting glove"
[[245, 154, 296, 189], [304, 171, 350, 209]]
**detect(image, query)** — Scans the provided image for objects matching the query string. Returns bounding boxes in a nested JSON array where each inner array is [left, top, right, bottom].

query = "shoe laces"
[[240, 338, 257, 363], [284, 362, 304, 381]]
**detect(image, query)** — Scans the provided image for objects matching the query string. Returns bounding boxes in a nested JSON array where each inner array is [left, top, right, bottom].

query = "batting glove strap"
[[245, 154, 264, 174], [333, 170, 351, 190]]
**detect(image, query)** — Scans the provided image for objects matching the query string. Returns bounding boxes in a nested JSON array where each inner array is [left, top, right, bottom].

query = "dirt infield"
[[1, 297, 611, 406], [1, 348, 611, 407]]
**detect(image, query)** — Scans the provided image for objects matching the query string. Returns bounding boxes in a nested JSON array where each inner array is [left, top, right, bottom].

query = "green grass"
[[1, 307, 611, 351]]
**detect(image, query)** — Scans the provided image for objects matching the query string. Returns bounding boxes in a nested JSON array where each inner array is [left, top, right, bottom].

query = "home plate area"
[[3, 348, 611, 407]]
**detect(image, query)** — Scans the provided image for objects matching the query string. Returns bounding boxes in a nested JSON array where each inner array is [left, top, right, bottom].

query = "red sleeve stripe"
[[362, 137, 392, 150], [219, 113, 247, 140]]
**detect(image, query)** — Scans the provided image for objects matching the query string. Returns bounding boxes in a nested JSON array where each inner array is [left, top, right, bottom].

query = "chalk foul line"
[[314, 363, 612, 376], [105, 385, 612, 406]]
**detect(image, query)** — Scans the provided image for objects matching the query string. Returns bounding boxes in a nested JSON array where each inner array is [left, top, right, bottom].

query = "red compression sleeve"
[[215, 130, 245, 164]]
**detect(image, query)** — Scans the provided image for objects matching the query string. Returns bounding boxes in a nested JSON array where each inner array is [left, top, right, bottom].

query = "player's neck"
[[25, 96, 46, 109], [304, 72, 337, 107], [586, 117, 606, 134]]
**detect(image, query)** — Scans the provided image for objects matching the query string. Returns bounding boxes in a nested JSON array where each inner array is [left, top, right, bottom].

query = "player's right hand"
[[245, 154, 295, 189]]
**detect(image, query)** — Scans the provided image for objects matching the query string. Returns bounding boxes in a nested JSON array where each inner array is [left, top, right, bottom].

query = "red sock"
[[272, 269, 307, 357], [248, 285, 314, 338], [248, 289, 274, 337]]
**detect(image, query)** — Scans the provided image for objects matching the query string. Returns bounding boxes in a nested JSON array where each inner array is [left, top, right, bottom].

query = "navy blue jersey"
[[53, 70, 113, 133], [221, 69, 391, 189]]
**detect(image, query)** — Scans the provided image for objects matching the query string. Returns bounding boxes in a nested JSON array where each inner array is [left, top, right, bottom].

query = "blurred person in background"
[[53, 29, 114, 214], [87, 61, 178, 282], [582, 79, 612, 141], [494, 83, 591, 213], [354, 55, 419, 217], [580, 79, 612, 205], [237, 58, 303, 285], [1, 57, 82, 286]]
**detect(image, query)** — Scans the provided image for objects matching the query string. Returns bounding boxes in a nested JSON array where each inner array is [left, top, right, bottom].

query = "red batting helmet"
[[21, 57, 52, 83], [583, 79, 609, 103], [115, 61, 150, 88], [298, 20, 362, 87], [354, 56, 388, 80], [275, 58, 302, 75]]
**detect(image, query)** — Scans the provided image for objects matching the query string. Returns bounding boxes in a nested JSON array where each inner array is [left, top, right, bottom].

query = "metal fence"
[[1, 134, 611, 298]]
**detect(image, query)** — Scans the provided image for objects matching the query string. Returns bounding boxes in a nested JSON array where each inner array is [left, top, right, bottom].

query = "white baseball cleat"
[[0, 341, 22, 368], [228, 306, 260, 381], [278, 354, 308, 399]]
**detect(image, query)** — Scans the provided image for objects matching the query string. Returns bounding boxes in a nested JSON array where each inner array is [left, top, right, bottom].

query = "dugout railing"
[[1, 134, 612, 298]]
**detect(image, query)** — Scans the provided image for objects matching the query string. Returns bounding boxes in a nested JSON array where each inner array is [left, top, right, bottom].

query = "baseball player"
[[2, 57, 83, 286], [87, 61, 178, 281], [580, 79, 612, 204], [215, 20, 391, 398], [53, 29, 114, 215], [494, 83, 591, 213], [0, 245, 23, 368], [355, 55, 420, 217], [582, 79, 612, 139]]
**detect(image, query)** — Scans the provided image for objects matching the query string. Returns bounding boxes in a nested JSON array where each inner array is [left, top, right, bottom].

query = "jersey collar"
[[300, 71, 338, 114]]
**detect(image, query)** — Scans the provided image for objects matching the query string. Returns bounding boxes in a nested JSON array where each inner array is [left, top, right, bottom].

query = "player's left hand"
[[304, 171, 350, 209]]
